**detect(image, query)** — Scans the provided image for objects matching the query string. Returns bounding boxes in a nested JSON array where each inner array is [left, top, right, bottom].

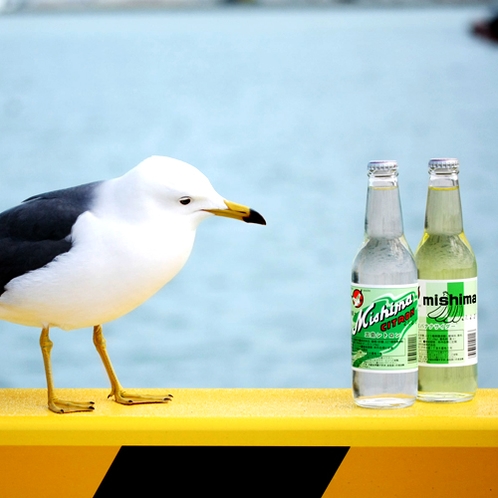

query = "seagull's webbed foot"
[[93, 325, 174, 408], [48, 398, 95, 414], [109, 389, 173, 406], [40, 327, 95, 414]]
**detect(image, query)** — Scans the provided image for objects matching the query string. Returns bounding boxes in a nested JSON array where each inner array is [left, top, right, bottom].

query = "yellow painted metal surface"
[[324, 447, 498, 498], [0, 446, 119, 498], [0, 388, 496, 447], [0, 388, 496, 497]]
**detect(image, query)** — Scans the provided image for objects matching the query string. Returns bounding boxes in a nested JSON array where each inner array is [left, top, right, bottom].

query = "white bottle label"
[[418, 278, 477, 366]]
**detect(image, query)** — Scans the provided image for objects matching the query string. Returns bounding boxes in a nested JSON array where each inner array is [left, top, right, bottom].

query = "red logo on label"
[[352, 289, 364, 308]]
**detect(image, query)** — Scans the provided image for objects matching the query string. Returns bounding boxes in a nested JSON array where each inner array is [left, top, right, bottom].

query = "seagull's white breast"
[[0, 209, 196, 330]]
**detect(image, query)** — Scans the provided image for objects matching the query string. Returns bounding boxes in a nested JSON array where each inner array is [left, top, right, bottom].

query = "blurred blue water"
[[0, 5, 497, 390]]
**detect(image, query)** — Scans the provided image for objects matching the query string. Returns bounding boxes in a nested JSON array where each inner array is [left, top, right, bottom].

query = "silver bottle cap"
[[428, 157, 459, 174], [367, 160, 398, 176]]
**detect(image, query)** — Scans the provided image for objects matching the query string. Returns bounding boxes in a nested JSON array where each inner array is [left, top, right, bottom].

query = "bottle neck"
[[424, 171, 463, 235], [365, 175, 404, 238]]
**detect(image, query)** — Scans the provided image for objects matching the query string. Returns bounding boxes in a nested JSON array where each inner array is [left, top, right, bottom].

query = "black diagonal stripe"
[[94, 446, 349, 497]]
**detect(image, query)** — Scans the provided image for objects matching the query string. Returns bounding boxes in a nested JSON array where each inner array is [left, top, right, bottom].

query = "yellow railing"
[[0, 388, 496, 497]]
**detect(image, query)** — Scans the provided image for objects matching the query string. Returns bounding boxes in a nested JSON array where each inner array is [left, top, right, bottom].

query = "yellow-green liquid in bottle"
[[415, 158, 477, 402]]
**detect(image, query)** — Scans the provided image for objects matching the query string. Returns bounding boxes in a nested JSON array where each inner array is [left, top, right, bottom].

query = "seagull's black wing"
[[0, 181, 102, 295]]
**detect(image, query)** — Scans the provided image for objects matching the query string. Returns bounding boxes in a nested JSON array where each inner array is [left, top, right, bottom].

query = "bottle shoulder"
[[352, 237, 417, 285], [354, 236, 415, 258], [415, 232, 477, 279]]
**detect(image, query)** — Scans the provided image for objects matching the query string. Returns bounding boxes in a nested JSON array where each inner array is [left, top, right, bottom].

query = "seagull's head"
[[122, 156, 266, 228]]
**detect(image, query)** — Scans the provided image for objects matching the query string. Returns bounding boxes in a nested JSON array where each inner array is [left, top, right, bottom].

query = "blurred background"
[[0, 0, 497, 391]]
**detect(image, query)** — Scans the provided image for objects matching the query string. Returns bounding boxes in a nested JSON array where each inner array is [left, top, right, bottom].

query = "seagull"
[[0, 156, 266, 413]]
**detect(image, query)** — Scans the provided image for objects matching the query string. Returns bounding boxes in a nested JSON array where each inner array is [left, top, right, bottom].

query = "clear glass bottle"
[[351, 160, 418, 409], [415, 158, 477, 402]]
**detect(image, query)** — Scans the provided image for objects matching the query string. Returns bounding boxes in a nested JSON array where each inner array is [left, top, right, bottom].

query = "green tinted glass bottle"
[[415, 158, 477, 402]]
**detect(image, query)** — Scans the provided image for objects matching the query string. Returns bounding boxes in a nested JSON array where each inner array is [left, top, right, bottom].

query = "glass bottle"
[[415, 158, 477, 402], [351, 160, 418, 409]]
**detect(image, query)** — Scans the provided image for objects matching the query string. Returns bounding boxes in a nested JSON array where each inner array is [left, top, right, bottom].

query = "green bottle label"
[[418, 278, 477, 366], [351, 284, 418, 372]]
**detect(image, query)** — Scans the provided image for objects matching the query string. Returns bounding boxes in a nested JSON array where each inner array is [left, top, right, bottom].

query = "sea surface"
[[0, 4, 497, 391]]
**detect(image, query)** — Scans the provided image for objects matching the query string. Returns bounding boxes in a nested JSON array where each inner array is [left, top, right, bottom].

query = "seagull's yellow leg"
[[39, 327, 95, 414], [93, 325, 173, 405]]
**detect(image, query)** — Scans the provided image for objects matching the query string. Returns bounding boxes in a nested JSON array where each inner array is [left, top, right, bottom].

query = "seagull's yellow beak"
[[206, 200, 266, 225]]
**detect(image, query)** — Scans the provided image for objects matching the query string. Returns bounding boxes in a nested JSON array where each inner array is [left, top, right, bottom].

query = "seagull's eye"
[[179, 197, 192, 206]]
